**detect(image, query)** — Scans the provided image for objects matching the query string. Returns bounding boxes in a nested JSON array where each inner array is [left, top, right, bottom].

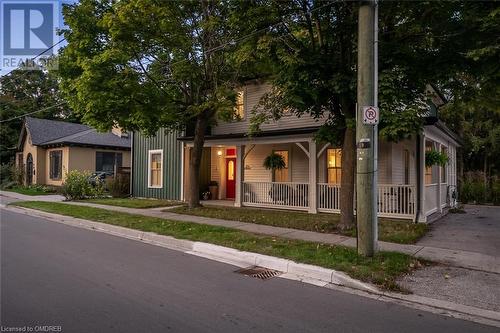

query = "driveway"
[[418, 205, 500, 257]]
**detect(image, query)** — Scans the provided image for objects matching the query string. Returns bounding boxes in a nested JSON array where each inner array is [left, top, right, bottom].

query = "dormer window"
[[234, 89, 244, 120]]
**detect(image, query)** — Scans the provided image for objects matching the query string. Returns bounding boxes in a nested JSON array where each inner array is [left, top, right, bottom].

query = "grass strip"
[[3, 186, 56, 196], [12, 201, 423, 291], [80, 198, 183, 209], [170, 206, 429, 244]]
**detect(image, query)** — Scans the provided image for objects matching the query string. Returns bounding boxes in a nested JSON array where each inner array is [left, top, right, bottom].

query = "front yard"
[[80, 197, 183, 209], [170, 206, 429, 244], [12, 201, 423, 291]]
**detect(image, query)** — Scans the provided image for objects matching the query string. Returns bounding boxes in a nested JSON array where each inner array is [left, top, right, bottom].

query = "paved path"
[[1, 209, 496, 333], [418, 205, 500, 257], [2, 191, 499, 274]]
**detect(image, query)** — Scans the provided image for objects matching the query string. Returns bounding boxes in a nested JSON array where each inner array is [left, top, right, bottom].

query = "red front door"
[[226, 158, 236, 199]]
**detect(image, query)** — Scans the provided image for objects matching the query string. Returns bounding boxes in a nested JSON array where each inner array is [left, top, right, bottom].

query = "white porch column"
[[235, 145, 245, 207], [308, 140, 317, 214], [417, 135, 426, 222], [437, 142, 442, 213]]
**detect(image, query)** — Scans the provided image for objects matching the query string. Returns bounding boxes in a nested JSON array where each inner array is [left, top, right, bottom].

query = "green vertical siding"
[[132, 129, 183, 200]]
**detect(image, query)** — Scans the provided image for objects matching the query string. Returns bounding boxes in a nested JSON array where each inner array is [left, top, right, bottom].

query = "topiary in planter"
[[263, 153, 286, 170]]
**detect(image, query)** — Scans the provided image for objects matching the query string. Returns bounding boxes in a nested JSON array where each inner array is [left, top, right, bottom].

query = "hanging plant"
[[425, 150, 448, 167], [263, 153, 286, 170]]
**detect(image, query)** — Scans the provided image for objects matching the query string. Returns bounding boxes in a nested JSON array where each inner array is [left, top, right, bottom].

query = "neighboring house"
[[132, 82, 460, 222], [17, 117, 131, 186]]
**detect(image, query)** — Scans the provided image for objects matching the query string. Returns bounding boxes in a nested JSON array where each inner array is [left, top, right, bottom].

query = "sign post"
[[356, 0, 378, 257]]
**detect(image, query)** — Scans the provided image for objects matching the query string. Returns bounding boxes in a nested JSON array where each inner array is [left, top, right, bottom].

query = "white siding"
[[388, 139, 416, 185], [212, 83, 327, 135], [242, 143, 310, 183]]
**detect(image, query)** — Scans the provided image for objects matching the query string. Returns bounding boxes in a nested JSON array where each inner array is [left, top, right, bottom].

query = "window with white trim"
[[148, 150, 163, 188], [327, 148, 342, 184]]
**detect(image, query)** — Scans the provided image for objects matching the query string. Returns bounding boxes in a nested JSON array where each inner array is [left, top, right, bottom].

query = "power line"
[[0, 102, 67, 123], [0, 38, 66, 78]]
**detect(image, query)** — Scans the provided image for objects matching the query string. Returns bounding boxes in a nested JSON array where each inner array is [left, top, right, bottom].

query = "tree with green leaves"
[[0, 67, 70, 166], [58, 0, 243, 208], [231, 0, 498, 228]]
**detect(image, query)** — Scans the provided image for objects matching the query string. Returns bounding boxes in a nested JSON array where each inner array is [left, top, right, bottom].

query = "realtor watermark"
[[1, 326, 62, 332], [0, 0, 61, 72]]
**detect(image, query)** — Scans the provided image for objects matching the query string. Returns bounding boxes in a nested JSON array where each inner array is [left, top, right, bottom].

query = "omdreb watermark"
[[0, 0, 61, 73]]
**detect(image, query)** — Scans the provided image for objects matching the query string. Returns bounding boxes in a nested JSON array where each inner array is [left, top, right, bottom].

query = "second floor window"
[[234, 89, 244, 120], [49, 150, 62, 180], [327, 148, 342, 184]]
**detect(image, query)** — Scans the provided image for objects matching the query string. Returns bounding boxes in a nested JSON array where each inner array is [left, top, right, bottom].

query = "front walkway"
[[1, 190, 499, 273]]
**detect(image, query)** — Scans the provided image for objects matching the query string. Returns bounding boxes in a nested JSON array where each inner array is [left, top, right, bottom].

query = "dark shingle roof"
[[24, 117, 130, 149], [25, 117, 91, 145]]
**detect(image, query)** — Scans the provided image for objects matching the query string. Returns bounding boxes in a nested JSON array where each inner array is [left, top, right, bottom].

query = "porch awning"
[[177, 126, 320, 142]]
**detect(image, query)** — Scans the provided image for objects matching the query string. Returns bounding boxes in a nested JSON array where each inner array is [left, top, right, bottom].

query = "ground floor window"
[[148, 149, 163, 188], [49, 150, 63, 180], [96, 152, 123, 173], [327, 148, 342, 184], [273, 150, 289, 182], [425, 141, 434, 184]]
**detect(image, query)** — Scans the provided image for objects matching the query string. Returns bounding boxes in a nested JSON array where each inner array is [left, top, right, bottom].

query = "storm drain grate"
[[235, 266, 282, 280]]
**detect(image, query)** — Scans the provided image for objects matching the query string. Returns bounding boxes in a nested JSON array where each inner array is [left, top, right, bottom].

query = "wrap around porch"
[[183, 135, 417, 220]]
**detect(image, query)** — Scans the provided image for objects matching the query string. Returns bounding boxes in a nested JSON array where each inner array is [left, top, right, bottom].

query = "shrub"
[[459, 171, 500, 205], [62, 170, 103, 200], [491, 178, 500, 206], [106, 174, 130, 198], [9, 163, 24, 186]]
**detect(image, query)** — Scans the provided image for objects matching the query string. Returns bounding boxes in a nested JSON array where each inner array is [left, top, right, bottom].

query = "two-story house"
[[131, 82, 460, 222]]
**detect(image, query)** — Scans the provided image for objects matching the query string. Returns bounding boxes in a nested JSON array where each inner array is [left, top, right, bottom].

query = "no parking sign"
[[362, 106, 379, 125]]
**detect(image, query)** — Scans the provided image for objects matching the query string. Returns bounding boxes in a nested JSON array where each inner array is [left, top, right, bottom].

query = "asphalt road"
[[0, 209, 496, 333]]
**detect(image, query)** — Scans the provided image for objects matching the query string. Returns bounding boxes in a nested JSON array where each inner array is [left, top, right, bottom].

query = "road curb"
[[3, 205, 377, 294], [3, 204, 499, 327]]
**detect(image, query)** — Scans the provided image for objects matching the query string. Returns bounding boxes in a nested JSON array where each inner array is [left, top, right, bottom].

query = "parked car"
[[88, 171, 113, 186]]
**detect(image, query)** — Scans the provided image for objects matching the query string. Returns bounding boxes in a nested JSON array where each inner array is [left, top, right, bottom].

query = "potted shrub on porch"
[[208, 180, 219, 200]]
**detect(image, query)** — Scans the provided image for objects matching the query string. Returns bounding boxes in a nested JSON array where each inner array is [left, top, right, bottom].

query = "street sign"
[[362, 106, 379, 125]]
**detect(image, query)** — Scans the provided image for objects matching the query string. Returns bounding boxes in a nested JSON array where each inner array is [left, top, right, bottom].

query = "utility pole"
[[356, 0, 378, 256]]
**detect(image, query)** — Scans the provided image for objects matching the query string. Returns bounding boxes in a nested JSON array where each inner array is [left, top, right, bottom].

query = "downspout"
[[129, 131, 134, 197], [415, 134, 421, 222]]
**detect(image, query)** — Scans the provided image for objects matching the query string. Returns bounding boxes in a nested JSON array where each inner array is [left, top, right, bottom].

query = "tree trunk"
[[339, 125, 356, 230], [188, 114, 210, 208]]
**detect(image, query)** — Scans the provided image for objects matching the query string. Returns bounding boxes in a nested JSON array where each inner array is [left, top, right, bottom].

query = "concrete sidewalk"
[[2, 190, 499, 274]]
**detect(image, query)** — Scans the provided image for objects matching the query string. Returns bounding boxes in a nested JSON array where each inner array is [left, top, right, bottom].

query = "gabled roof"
[[19, 117, 131, 150]]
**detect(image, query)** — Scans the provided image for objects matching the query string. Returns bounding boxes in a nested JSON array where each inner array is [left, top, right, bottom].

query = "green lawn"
[[12, 201, 423, 291], [3, 185, 56, 196], [80, 197, 183, 209], [170, 206, 429, 244]]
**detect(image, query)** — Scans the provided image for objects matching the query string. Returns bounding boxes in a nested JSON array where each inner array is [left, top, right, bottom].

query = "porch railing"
[[242, 181, 309, 210], [377, 184, 416, 218], [317, 183, 341, 213], [242, 181, 416, 218]]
